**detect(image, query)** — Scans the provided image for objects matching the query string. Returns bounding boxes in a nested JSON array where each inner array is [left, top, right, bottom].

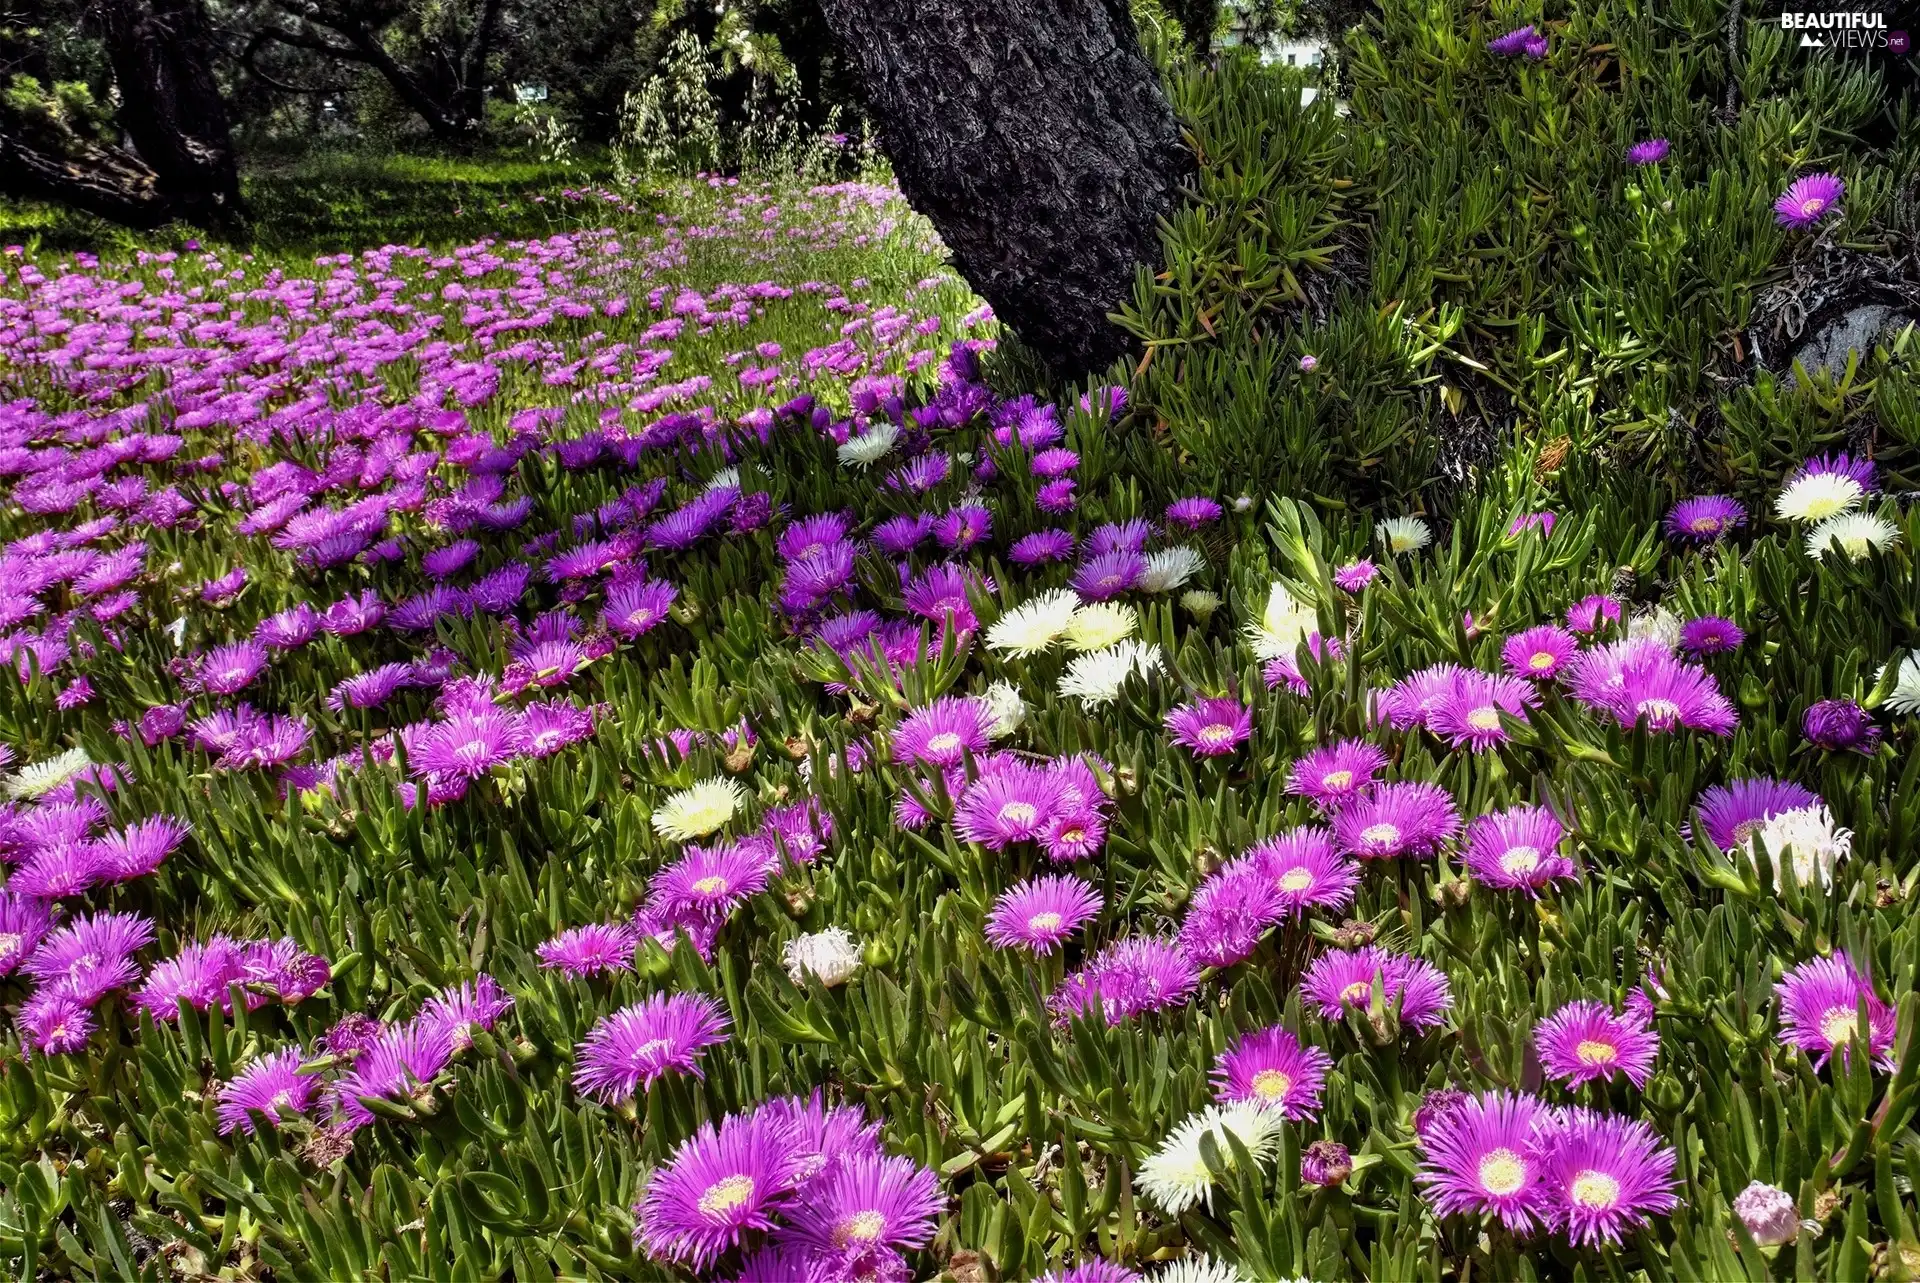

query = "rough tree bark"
[[96, 0, 246, 229], [0, 132, 173, 228], [816, 0, 1193, 376]]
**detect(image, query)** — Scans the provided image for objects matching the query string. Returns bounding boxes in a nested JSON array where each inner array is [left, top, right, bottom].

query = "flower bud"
[[1300, 1139, 1351, 1187], [1732, 1180, 1798, 1247]]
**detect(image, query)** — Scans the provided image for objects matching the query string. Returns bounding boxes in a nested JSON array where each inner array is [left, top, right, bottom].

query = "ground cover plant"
[[3, 1, 1920, 1280]]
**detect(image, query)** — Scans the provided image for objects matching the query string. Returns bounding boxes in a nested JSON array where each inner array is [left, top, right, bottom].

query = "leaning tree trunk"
[[0, 131, 175, 228], [96, 0, 245, 230], [817, 0, 1193, 376]]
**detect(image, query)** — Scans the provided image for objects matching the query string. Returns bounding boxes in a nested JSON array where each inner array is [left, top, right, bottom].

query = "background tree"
[[816, 0, 1193, 376]]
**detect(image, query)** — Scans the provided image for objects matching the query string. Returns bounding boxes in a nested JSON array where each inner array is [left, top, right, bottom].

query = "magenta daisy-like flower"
[[573, 992, 730, 1102], [1379, 663, 1470, 730], [1775, 952, 1896, 1068], [1463, 805, 1575, 895], [419, 975, 514, 1050], [1694, 777, 1820, 851], [1535, 1109, 1679, 1247], [1087, 519, 1154, 555], [1301, 945, 1453, 1030], [985, 875, 1102, 953], [24, 910, 154, 1001], [1677, 615, 1744, 656], [1567, 642, 1736, 735], [1287, 739, 1388, 811], [1070, 550, 1146, 601], [1043, 808, 1107, 863], [20, 989, 96, 1055], [1038, 1264, 1140, 1283], [635, 1111, 803, 1271], [1165, 497, 1223, 529], [1242, 828, 1360, 916], [602, 578, 678, 638], [1332, 781, 1461, 859], [1502, 625, 1580, 682], [954, 762, 1070, 850], [1566, 594, 1622, 635], [786, 1152, 942, 1264], [1010, 529, 1075, 564], [1775, 173, 1844, 228], [1665, 496, 1746, 542], [1211, 1024, 1331, 1119], [1265, 632, 1345, 696], [1427, 671, 1537, 751], [751, 1091, 884, 1189], [892, 696, 994, 768], [133, 937, 244, 1020], [649, 841, 771, 923], [199, 641, 269, 695], [1164, 697, 1253, 757], [1415, 1091, 1551, 1230], [0, 892, 54, 977], [1535, 1000, 1659, 1088], [1626, 138, 1670, 165], [537, 922, 639, 977], [1051, 936, 1201, 1026], [414, 711, 523, 779], [1333, 559, 1379, 593], [217, 1047, 323, 1135], [1489, 24, 1544, 56], [90, 815, 190, 882], [1178, 864, 1284, 967], [328, 1023, 456, 1130], [1804, 699, 1881, 754]]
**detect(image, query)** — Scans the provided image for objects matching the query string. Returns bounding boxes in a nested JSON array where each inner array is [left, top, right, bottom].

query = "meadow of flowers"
[[3, 3, 1920, 1281]]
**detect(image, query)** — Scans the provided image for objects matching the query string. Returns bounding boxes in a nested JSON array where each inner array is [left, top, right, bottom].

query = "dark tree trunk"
[[96, 0, 245, 229], [816, 0, 1192, 376], [0, 131, 174, 228], [262, 0, 493, 141]]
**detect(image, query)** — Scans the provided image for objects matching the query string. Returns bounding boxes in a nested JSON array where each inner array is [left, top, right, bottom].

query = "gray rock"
[[1786, 302, 1915, 382]]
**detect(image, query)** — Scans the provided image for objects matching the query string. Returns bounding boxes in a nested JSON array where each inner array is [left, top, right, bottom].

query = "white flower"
[[1232, 495, 1255, 513], [783, 928, 861, 987], [1627, 606, 1682, 651], [1805, 513, 1900, 561], [651, 777, 746, 841], [1060, 640, 1163, 708], [980, 682, 1026, 738], [6, 746, 92, 800], [167, 615, 188, 647], [1152, 1258, 1255, 1283], [1744, 804, 1851, 889], [1063, 602, 1138, 652], [1141, 546, 1205, 593], [836, 420, 900, 468], [1880, 652, 1920, 715], [1377, 515, 1432, 554], [1246, 582, 1317, 661], [1181, 589, 1221, 619], [1775, 473, 1863, 523], [704, 466, 740, 492], [1138, 1102, 1283, 1216], [986, 588, 1081, 657]]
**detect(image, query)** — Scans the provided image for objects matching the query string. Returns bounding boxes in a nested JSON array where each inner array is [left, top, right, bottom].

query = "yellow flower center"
[[1278, 867, 1314, 892], [1028, 912, 1063, 934], [691, 875, 728, 896], [837, 1209, 887, 1246], [1467, 706, 1503, 731], [1250, 1069, 1293, 1100], [1321, 769, 1353, 790], [697, 1174, 755, 1218], [1803, 496, 1846, 520], [1576, 1039, 1618, 1065], [924, 732, 962, 756], [633, 1038, 673, 1063], [998, 801, 1038, 827], [1478, 1148, 1528, 1197], [1821, 1007, 1859, 1048], [1360, 822, 1401, 847], [1341, 980, 1374, 1004], [1499, 846, 1541, 875], [1198, 723, 1236, 745], [1805, 198, 1827, 214], [1570, 1170, 1621, 1209], [1691, 516, 1721, 534], [1636, 697, 1681, 725], [1529, 651, 1557, 671]]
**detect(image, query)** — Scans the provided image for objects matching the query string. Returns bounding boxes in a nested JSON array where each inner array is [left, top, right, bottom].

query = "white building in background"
[[1261, 40, 1327, 69]]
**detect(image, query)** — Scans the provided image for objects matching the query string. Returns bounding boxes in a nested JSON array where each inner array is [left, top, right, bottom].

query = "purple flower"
[[1332, 781, 1461, 859], [1502, 626, 1579, 683], [1775, 952, 1896, 1068], [751, 1091, 884, 1189], [1776, 173, 1844, 227], [1677, 615, 1744, 656], [954, 762, 1070, 849], [1415, 1091, 1551, 1230], [1462, 805, 1575, 895], [419, 975, 513, 1050], [1567, 644, 1736, 735], [1803, 699, 1881, 754], [320, 591, 386, 635], [1070, 550, 1146, 601], [1301, 945, 1453, 1030], [785, 1152, 942, 1264], [1535, 1000, 1659, 1088], [635, 1111, 803, 1271], [1567, 594, 1621, 635], [1414, 1088, 1470, 1145], [1178, 863, 1284, 967], [1051, 936, 1201, 1026], [1301, 1139, 1353, 1188], [133, 938, 243, 1020], [1535, 1109, 1679, 1247], [1010, 529, 1075, 564], [902, 562, 985, 635], [1264, 632, 1345, 696], [256, 604, 320, 650], [413, 711, 523, 778], [1043, 808, 1107, 864], [0, 892, 54, 976], [1038, 1265, 1139, 1283], [24, 910, 154, 1001], [1508, 511, 1557, 538], [468, 563, 532, 614], [20, 989, 95, 1055], [1287, 739, 1388, 811], [1165, 497, 1223, 529], [1792, 451, 1878, 492], [1211, 1025, 1331, 1118], [217, 1047, 323, 1135], [1627, 138, 1671, 165], [329, 663, 415, 712], [1665, 496, 1745, 541], [872, 514, 935, 555], [984, 875, 1102, 953], [1241, 828, 1360, 916], [649, 841, 770, 922], [892, 696, 994, 768], [329, 1023, 457, 1130], [199, 641, 269, 695], [1694, 777, 1821, 851], [1088, 519, 1154, 556], [1333, 559, 1378, 593], [1037, 478, 1077, 513], [1164, 697, 1253, 757], [573, 992, 730, 1102], [1490, 24, 1546, 56], [935, 502, 991, 552], [239, 938, 330, 1004], [1734, 1182, 1801, 1248], [537, 922, 639, 977], [423, 539, 479, 580], [1379, 663, 1471, 730], [1427, 671, 1537, 751], [1032, 448, 1080, 479]]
